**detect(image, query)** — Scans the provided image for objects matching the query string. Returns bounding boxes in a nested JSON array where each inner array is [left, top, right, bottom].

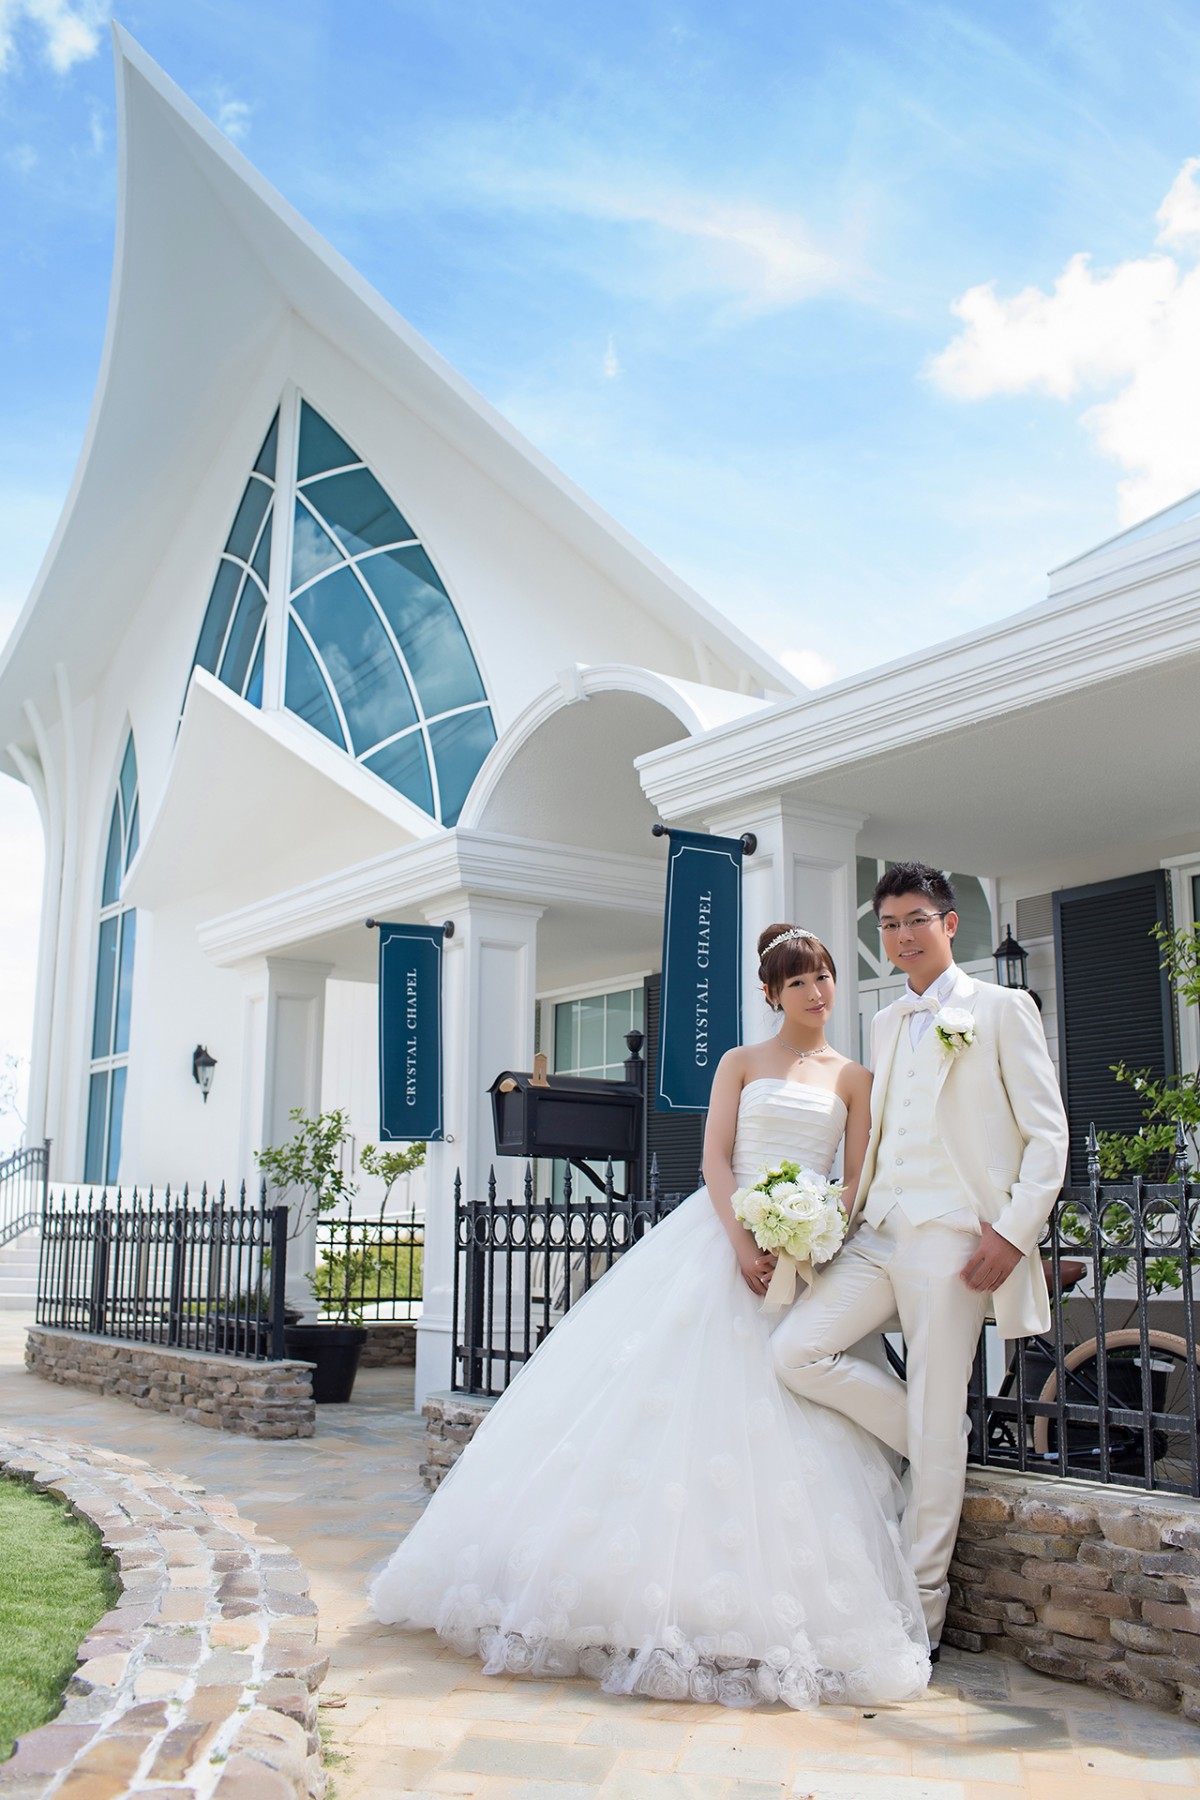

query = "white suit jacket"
[[852, 969, 1069, 1338]]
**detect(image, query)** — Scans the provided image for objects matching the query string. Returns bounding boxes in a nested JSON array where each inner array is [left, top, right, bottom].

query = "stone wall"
[[947, 1470, 1200, 1719], [359, 1323, 416, 1368], [421, 1397, 1200, 1718], [420, 1390, 493, 1489], [0, 1427, 326, 1798], [25, 1327, 316, 1439]]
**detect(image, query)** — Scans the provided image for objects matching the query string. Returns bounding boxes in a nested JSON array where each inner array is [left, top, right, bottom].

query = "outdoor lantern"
[[192, 1044, 217, 1102], [993, 925, 1029, 991]]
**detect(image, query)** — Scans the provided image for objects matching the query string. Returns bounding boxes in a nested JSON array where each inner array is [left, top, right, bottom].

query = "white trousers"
[[771, 1211, 989, 1641]]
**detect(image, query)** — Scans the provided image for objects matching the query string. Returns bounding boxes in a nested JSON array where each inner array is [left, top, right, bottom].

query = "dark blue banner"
[[378, 922, 444, 1142], [657, 830, 743, 1112]]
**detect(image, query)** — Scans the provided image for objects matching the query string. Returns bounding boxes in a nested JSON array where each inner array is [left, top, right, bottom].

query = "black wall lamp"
[[993, 925, 1041, 1011], [192, 1044, 217, 1102]]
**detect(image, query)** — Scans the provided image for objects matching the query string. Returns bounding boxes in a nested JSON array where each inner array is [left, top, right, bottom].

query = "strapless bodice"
[[731, 1078, 847, 1184]]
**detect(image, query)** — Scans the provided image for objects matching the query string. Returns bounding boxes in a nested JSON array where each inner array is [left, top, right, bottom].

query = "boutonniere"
[[934, 1007, 976, 1057]]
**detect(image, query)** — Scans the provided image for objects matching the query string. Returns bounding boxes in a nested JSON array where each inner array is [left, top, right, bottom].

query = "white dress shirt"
[[902, 964, 959, 1048]]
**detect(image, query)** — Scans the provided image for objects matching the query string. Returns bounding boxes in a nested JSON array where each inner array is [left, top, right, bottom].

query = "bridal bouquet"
[[731, 1160, 847, 1310]]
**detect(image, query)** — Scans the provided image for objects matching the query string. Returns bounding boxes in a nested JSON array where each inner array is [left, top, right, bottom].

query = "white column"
[[251, 956, 332, 1318], [6, 742, 58, 1150], [707, 799, 865, 1059], [416, 895, 542, 1406]]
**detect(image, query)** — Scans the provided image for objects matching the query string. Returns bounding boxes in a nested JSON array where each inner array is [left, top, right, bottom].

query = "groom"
[[772, 862, 1069, 1650]]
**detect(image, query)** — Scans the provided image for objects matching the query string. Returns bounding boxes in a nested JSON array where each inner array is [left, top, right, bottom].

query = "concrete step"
[[0, 1230, 41, 1306]]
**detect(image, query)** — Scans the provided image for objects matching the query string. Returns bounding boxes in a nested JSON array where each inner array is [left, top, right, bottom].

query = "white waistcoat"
[[863, 1026, 971, 1229]]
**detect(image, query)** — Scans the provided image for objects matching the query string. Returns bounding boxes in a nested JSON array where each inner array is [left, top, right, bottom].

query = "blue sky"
[[3, 0, 1200, 1127]]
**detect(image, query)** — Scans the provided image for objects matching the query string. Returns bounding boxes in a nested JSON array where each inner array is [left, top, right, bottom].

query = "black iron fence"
[[313, 1212, 423, 1321], [969, 1126, 1200, 1498], [453, 1132, 1199, 1496], [37, 1185, 289, 1360], [453, 1160, 686, 1396], [0, 1140, 49, 1251]]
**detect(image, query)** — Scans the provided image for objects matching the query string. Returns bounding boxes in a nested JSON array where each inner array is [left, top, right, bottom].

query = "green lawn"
[[0, 1478, 119, 1760]]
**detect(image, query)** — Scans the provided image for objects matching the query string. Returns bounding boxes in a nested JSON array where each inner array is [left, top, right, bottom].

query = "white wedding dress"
[[370, 1079, 930, 1708]]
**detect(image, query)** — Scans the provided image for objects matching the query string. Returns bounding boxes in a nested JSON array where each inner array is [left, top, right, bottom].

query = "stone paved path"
[[1, 1315, 1197, 1800]]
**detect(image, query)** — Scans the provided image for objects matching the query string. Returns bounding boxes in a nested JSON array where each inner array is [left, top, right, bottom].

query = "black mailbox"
[[490, 1069, 642, 1164]]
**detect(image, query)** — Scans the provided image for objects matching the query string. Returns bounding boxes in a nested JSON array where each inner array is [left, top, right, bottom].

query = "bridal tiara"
[[763, 927, 818, 954]]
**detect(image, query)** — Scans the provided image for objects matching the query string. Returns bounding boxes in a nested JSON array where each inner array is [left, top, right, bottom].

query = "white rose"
[[785, 1189, 824, 1222], [937, 1007, 973, 1034]]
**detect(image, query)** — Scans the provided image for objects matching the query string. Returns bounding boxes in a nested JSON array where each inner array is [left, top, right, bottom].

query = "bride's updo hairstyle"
[[757, 923, 836, 1012]]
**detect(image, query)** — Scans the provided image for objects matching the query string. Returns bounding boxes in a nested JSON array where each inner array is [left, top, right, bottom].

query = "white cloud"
[[602, 333, 620, 380], [86, 97, 105, 155], [0, 1, 105, 75], [779, 647, 836, 688], [1156, 158, 1200, 248], [311, 137, 857, 316], [928, 160, 1200, 523], [215, 91, 252, 144], [503, 169, 850, 312]]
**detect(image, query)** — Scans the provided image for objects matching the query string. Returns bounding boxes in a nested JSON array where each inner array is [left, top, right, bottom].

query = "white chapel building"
[[4, 33, 1200, 1400]]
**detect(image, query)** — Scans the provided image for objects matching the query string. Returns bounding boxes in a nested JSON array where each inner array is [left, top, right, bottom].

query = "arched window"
[[84, 732, 139, 1183], [185, 400, 496, 827], [185, 412, 277, 707]]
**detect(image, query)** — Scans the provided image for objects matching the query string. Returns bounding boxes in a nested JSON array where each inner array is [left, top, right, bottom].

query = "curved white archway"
[[460, 664, 767, 851]]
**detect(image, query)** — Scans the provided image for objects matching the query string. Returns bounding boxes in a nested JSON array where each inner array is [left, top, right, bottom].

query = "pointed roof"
[[0, 29, 799, 774]]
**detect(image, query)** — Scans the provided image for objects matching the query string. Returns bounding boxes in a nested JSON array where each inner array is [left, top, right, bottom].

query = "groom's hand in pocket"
[[960, 1222, 1022, 1293]]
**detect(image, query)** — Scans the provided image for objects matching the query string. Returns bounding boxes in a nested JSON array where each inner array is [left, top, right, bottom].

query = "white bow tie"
[[895, 992, 941, 1017]]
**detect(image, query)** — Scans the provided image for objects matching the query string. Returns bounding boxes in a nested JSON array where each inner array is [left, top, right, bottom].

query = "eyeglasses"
[[879, 912, 947, 938]]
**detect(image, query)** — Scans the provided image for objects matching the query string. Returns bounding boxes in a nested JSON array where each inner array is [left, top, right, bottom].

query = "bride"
[[369, 924, 930, 1709]]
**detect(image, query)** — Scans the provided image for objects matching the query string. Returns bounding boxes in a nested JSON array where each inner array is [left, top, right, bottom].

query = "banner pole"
[[651, 823, 758, 857]]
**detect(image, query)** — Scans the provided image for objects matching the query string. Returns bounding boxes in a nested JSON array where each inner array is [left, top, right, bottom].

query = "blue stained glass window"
[[119, 735, 137, 821], [291, 500, 345, 588], [187, 398, 495, 824], [101, 801, 122, 908], [184, 411, 279, 713], [282, 402, 495, 820], [303, 468, 414, 556], [245, 636, 265, 710], [363, 731, 434, 814], [252, 511, 273, 588], [86, 730, 138, 1185], [429, 708, 498, 827], [192, 560, 242, 676], [92, 914, 118, 1059], [84, 1073, 107, 1185], [293, 566, 418, 753], [363, 546, 486, 715], [255, 413, 279, 478], [284, 622, 346, 748], [114, 912, 137, 1057], [226, 476, 272, 562], [106, 1066, 127, 1183], [297, 403, 357, 481], [219, 584, 266, 694]]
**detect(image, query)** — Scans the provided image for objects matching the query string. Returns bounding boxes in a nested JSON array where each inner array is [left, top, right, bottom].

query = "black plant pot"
[[284, 1323, 368, 1404]]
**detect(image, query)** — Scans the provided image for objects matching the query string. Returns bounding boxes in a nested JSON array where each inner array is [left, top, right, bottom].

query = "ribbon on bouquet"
[[761, 1252, 813, 1312]]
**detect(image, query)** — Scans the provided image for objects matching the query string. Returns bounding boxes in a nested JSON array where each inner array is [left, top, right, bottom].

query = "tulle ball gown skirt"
[[369, 1191, 930, 1710]]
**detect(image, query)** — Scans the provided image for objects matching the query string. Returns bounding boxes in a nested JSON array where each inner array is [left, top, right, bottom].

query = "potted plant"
[[255, 1107, 370, 1403]]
